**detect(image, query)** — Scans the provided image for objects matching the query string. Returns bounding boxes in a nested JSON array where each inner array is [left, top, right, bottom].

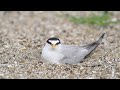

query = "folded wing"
[[60, 33, 105, 64]]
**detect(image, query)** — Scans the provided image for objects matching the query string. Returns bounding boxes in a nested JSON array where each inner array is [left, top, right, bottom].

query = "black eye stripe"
[[56, 42, 60, 45], [48, 42, 52, 44], [47, 40, 52, 44]]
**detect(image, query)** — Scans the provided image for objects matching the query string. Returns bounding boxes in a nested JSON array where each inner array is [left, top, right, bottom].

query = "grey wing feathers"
[[61, 45, 79, 56], [60, 45, 87, 64], [84, 33, 105, 49], [83, 33, 105, 58], [60, 33, 105, 64]]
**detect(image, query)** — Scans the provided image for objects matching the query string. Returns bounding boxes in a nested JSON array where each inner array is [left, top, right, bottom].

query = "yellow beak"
[[52, 44, 56, 48]]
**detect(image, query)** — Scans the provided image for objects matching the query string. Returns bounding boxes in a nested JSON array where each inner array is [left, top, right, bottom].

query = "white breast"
[[41, 46, 64, 64]]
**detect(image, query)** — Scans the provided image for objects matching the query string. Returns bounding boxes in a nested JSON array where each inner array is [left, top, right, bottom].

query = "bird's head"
[[46, 37, 61, 49]]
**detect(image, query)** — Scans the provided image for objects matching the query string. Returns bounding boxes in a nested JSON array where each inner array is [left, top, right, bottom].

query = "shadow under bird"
[[41, 33, 105, 64]]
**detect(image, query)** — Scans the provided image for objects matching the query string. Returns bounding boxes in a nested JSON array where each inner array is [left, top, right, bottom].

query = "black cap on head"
[[47, 37, 60, 45]]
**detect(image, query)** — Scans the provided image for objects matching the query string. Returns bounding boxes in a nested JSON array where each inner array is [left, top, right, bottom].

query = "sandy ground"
[[0, 11, 120, 79]]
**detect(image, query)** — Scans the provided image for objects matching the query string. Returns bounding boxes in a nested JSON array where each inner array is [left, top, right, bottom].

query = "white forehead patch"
[[49, 40, 59, 44]]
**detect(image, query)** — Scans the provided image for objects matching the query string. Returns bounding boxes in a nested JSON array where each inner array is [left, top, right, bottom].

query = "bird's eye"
[[56, 42, 60, 45], [48, 42, 52, 44], [47, 40, 52, 45]]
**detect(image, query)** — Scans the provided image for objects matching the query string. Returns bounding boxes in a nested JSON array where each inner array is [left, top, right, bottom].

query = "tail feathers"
[[84, 33, 105, 59], [84, 33, 105, 49], [97, 33, 105, 44]]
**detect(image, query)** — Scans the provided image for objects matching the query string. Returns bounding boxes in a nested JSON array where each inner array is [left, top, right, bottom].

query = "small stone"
[[20, 47, 27, 51], [64, 68, 70, 71], [4, 45, 10, 48], [7, 65, 13, 68], [0, 50, 3, 54], [0, 74, 4, 76], [92, 71, 97, 73]]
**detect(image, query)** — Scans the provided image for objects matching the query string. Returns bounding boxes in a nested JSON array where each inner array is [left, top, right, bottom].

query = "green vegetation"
[[69, 12, 119, 26]]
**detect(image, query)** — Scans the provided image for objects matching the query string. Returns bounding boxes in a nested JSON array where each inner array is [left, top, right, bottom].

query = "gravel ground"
[[0, 11, 120, 79]]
